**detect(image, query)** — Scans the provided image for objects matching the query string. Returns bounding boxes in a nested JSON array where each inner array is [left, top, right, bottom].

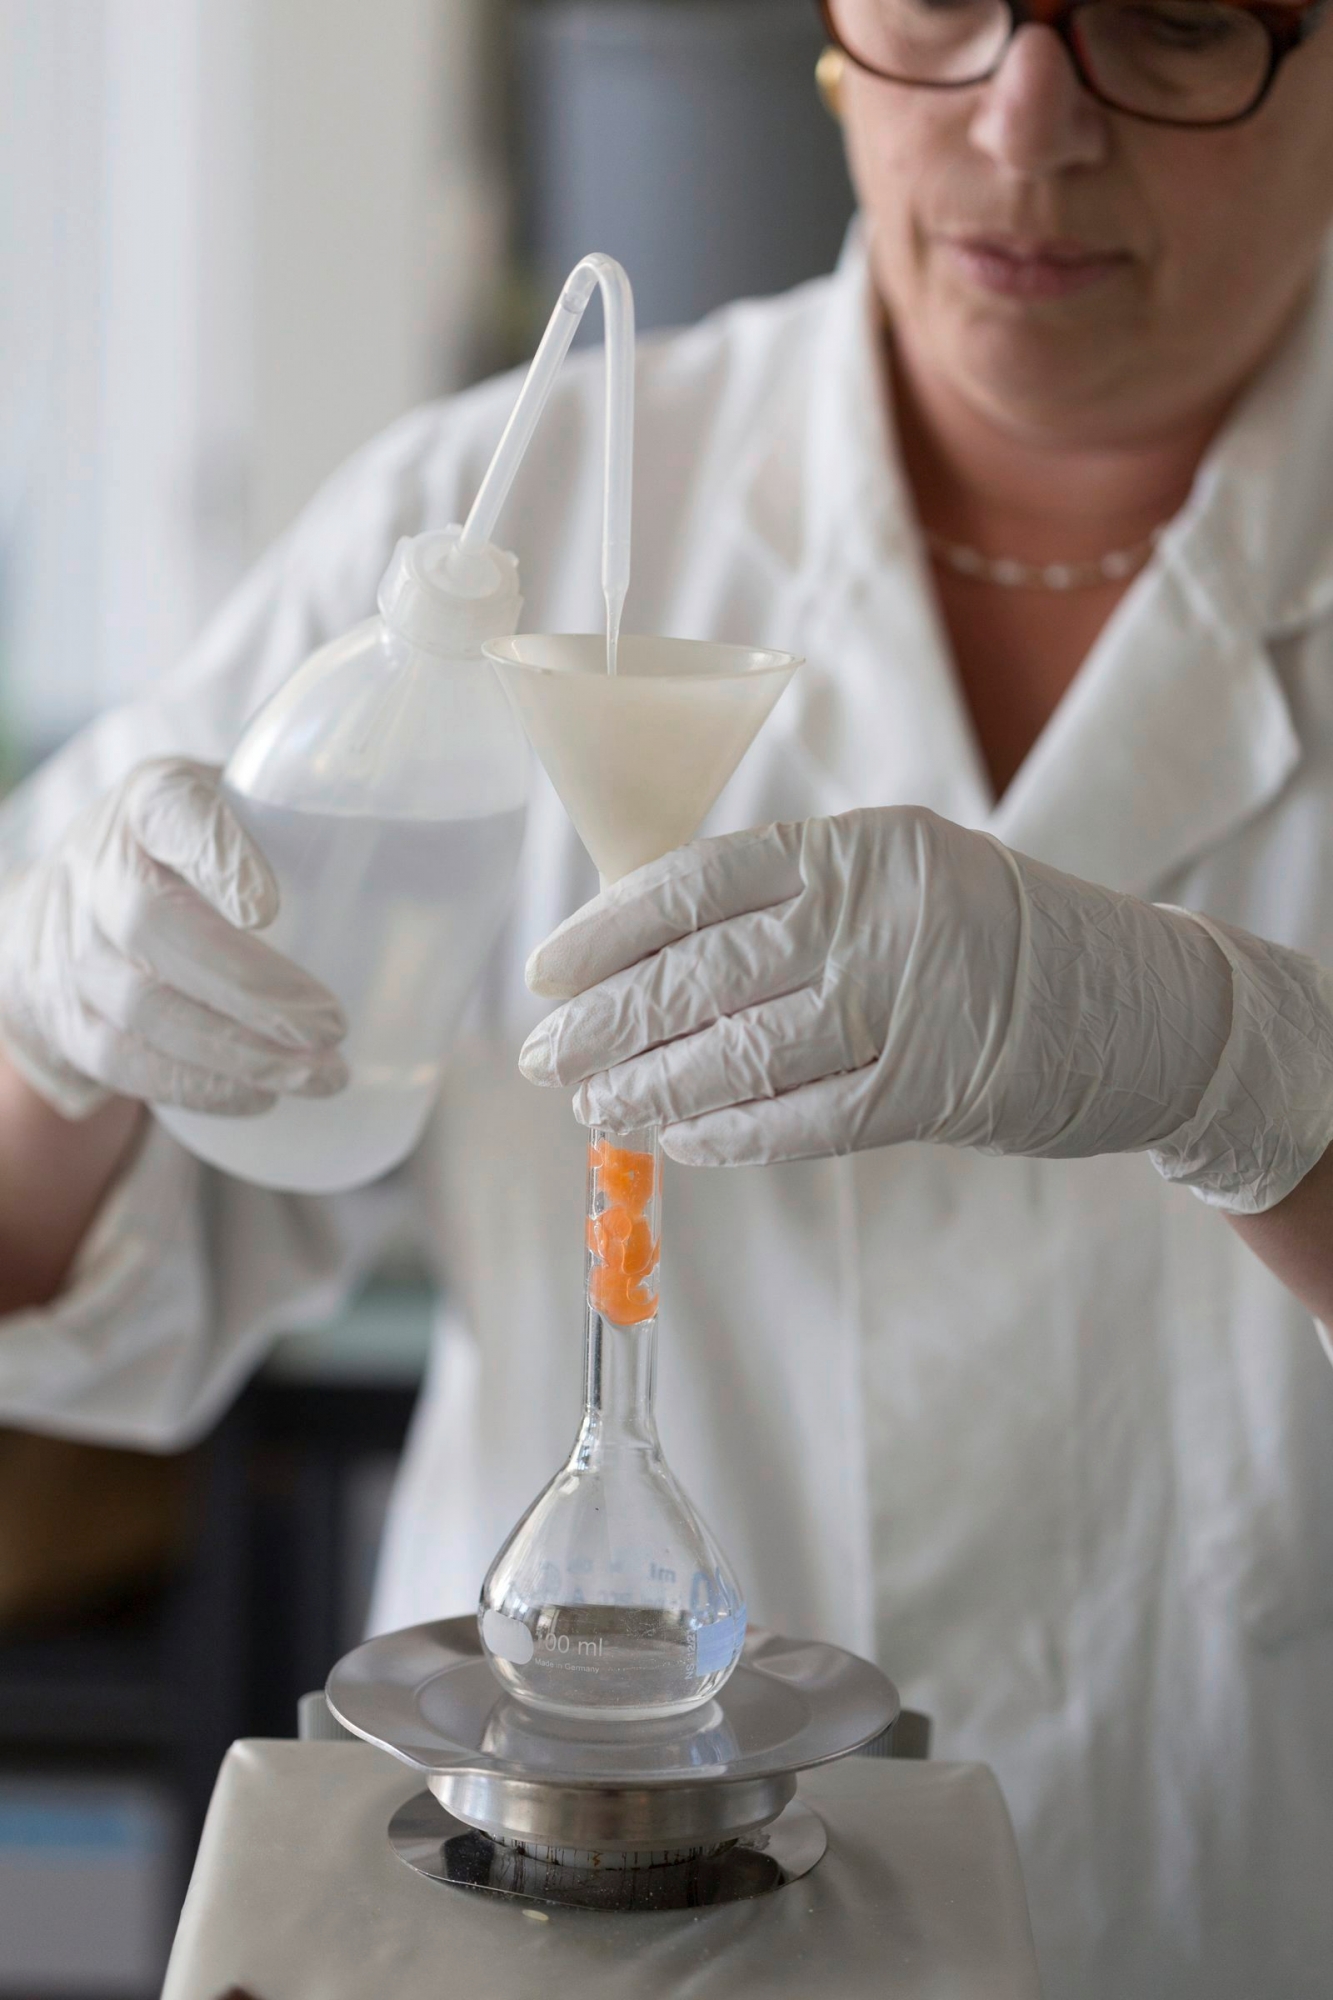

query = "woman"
[[3, 3, 1333, 1992]]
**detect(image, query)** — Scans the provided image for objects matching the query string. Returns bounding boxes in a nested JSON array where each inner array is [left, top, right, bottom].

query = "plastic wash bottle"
[[157, 528, 529, 1193]]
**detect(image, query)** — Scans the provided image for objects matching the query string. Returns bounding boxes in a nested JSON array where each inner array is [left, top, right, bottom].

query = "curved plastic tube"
[[460, 254, 635, 672]]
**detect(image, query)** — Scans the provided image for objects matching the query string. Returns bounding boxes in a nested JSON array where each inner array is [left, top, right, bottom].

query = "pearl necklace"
[[924, 525, 1163, 592]]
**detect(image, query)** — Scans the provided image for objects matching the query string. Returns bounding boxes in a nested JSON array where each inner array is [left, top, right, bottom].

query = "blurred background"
[[0, 1, 853, 1989]]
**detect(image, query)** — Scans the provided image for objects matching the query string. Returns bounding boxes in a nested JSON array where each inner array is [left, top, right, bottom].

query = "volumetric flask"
[[479, 1125, 747, 1719]]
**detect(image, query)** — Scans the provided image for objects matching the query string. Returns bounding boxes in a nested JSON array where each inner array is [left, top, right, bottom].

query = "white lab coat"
[[4, 230, 1333, 1999]]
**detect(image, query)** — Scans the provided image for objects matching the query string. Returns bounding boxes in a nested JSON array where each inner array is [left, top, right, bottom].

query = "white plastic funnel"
[[486, 634, 800, 883]]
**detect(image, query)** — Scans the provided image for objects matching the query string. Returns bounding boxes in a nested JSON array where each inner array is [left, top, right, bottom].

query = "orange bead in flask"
[[587, 1137, 660, 1325]]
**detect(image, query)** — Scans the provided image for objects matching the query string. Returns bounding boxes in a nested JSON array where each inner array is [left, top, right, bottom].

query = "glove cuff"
[[0, 1022, 111, 1123], [1149, 912, 1333, 1215]]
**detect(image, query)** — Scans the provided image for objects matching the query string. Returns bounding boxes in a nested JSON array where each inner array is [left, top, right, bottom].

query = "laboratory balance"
[[326, 1614, 899, 1912]]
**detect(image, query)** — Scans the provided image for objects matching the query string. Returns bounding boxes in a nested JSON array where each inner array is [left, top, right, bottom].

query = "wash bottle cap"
[[377, 527, 523, 654]]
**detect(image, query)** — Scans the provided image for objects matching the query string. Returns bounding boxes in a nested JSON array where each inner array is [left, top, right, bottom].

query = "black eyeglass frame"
[[818, 0, 1327, 127]]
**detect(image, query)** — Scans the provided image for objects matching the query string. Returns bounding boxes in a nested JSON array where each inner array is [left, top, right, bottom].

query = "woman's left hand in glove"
[[519, 807, 1333, 1216]]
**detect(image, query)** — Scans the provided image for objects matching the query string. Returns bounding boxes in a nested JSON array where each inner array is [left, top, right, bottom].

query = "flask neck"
[[579, 1313, 659, 1454], [579, 1125, 663, 1454]]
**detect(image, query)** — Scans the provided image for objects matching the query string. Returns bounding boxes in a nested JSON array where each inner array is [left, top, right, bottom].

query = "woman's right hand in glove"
[[0, 758, 348, 1120]]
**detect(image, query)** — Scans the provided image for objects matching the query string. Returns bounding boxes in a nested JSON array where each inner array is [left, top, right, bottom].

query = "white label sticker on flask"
[[482, 1609, 536, 1665]]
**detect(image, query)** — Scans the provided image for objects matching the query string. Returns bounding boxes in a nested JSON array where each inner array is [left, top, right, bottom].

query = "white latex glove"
[[520, 808, 1333, 1216], [0, 758, 348, 1120]]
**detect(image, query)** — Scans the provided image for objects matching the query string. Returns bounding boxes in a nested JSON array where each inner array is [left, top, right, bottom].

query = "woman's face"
[[840, 7, 1333, 445]]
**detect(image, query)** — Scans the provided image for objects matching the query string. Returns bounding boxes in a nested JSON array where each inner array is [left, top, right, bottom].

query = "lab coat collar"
[[735, 225, 1333, 897], [991, 249, 1333, 892], [1176, 244, 1333, 641]]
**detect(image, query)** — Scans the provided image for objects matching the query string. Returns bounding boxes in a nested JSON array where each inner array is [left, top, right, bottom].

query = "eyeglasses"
[[819, 0, 1326, 127]]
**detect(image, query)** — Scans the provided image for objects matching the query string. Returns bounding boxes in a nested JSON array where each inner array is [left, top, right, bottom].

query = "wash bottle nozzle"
[[460, 253, 635, 671]]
